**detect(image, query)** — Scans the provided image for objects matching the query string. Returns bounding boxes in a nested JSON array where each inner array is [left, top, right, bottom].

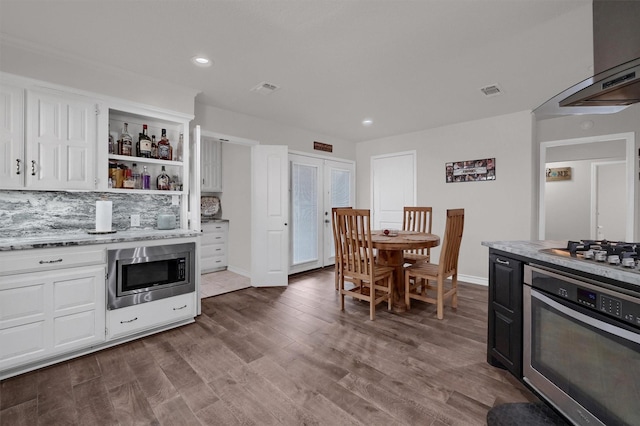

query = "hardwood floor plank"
[[108, 380, 159, 426], [176, 381, 219, 415], [75, 395, 119, 426], [68, 355, 101, 387], [194, 399, 242, 426], [0, 370, 38, 410], [0, 399, 38, 426], [152, 395, 200, 426], [95, 346, 138, 390], [129, 360, 180, 408]]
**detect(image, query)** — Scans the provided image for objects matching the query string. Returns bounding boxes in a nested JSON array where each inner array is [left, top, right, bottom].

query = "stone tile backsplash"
[[0, 191, 180, 238]]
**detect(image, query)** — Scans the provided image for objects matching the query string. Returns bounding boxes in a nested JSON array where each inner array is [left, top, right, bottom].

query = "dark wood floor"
[[1, 268, 538, 425]]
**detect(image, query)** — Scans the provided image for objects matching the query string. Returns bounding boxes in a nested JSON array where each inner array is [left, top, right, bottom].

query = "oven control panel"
[[527, 265, 640, 329]]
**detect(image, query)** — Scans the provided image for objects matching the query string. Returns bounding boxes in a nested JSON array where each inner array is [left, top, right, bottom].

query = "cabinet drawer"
[[201, 244, 226, 258], [107, 293, 195, 340], [0, 246, 106, 276], [202, 255, 227, 271]]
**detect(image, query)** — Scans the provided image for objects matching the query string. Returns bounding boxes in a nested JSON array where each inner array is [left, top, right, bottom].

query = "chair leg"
[[370, 294, 375, 321], [340, 284, 345, 311], [334, 264, 339, 291], [452, 273, 458, 308], [436, 277, 444, 320], [405, 272, 411, 310], [387, 275, 393, 311]]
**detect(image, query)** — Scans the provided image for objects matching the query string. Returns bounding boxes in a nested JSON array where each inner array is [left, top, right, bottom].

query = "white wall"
[[356, 110, 534, 283], [544, 160, 592, 240], [219, 143, 252, 276]]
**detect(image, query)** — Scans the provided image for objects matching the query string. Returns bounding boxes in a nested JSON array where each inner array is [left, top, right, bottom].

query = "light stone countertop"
[[482, 240, 640, 286], [0, 229, 200, 251]]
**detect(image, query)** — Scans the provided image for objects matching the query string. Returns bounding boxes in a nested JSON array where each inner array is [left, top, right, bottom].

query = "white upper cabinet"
[[0, 83, 25, 189], [201, 136, 221, 192], [26, 89, 98, 190]]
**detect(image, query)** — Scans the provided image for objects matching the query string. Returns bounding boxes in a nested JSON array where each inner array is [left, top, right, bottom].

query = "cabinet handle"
[[120, 317, 138, 324], [496, 258, 510, 265], [173, 304, 187, 311], [16, 159, 21, 175], [39, 258, 63, 264], [31, 160, 36, 176]]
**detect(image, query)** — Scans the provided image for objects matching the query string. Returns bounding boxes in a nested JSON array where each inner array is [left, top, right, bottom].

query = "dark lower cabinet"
[[487, 250, 523, 378]]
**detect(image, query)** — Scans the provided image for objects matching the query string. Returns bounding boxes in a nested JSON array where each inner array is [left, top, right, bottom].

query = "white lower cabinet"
[[0, 265, 106, 371], [201, 221, 229, 273], [107, 293, 195, 340]]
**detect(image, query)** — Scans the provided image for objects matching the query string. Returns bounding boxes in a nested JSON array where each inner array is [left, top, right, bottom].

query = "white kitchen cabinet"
[[106, 292, 195, 340], [25, 89, 98, 190], [0, 83, 25, 189], [201, 136, 221, 192], [201, 221, 228, 273], [0, 264, 106, 371]]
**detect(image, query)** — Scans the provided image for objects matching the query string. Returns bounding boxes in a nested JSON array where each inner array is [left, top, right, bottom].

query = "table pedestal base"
[[376, 249, 407, 312]]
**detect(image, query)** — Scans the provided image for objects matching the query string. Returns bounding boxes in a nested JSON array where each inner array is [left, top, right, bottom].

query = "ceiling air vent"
[[480, 84, 503, 97], [251, 82, 281, 95]]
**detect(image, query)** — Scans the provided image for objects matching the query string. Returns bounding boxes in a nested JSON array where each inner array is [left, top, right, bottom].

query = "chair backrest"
[[332, 207, 352, 260], [437, 209, 465, 275], [336, 208, 375, 280], [403, 206, 432, 255]]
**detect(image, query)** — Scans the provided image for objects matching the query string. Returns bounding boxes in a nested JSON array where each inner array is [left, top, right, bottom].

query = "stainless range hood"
[[535, 0, 640, 117]]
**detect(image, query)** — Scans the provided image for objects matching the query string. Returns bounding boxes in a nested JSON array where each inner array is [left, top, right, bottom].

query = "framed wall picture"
[[446, 158, 495, 183]]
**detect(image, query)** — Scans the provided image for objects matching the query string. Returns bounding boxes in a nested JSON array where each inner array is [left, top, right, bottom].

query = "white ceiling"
[[0, 0, 594, 142]]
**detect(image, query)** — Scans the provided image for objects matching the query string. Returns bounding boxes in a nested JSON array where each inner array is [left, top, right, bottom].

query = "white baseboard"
[[458, 274, 487, 286]]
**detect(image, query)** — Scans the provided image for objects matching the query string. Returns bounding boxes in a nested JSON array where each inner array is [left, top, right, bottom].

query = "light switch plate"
[[131, 214, 140, 227]]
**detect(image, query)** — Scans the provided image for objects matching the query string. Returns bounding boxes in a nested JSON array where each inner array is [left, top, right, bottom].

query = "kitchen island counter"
[[0, 229, 200, 251], [482, 240, 640, 287]]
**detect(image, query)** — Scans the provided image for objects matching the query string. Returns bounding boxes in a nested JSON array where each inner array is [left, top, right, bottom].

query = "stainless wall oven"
[[107, 242, 195, 310], [523, 264, 640, 426]]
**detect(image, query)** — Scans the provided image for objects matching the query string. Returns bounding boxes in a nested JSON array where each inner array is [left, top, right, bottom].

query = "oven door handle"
[[531, 289, 640, 344]]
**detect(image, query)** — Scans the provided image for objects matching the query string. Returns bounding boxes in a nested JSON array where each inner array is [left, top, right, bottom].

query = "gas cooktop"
[[541, 240, 640, 274]]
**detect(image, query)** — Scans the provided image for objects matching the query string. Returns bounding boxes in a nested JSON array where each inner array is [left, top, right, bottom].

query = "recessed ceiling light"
[[362, 119, 373, 126], [191, 56, 212, 67]]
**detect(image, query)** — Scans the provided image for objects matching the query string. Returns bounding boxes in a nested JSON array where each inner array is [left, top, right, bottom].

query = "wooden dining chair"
[[404, 209, 464, 319], [402, 206, 432, 264], [336, 208, 394, 320], [331, 206, 352, 291]]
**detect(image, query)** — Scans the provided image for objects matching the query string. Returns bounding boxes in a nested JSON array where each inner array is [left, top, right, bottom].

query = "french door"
[[289, 153, 355, 274]]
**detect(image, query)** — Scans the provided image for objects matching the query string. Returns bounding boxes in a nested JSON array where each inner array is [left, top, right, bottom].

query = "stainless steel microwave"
[[107, 242, 195, 310]]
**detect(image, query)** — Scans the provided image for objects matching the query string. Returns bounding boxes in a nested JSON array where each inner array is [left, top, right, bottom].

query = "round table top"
[[371, 230, 440, 250]]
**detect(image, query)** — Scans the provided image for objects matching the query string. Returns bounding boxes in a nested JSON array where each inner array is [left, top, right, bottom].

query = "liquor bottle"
[[122, 167, 135, 189], [156, 165, 170, 190], [141, 166, 151, 190], [158, 129, 172, 160], [131, 163, 141, 189], [137, 124, 152, 158], [175, 133, 184, 162], [151, 135, 158, 159], [108, 124, 115, 154], [119, 123, 133, 156]]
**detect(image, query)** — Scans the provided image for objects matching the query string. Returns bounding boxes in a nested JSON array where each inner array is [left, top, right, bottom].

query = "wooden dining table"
[[371, 230, 440, 312]]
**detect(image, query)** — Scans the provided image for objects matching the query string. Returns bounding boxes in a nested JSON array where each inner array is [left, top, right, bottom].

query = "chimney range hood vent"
[[536, 0, 640, 117]]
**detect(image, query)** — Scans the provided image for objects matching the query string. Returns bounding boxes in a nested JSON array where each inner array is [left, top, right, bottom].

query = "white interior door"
[[593, 161, 626, 240], [251, 145, 289, 287], [289, 154, 355, 274], [372, 151, 416, 229]]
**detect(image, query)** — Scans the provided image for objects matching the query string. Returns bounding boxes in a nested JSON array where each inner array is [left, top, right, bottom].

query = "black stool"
[[487, 403, 570, 426]]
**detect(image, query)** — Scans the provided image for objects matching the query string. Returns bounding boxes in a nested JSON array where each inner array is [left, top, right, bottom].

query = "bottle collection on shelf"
[[108, 122, 184, 162], [108, 122, 184, 191], [108, 162, 182, 191]]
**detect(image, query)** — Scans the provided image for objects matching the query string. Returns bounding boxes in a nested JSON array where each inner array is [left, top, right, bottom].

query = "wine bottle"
[[131, 163, 141, 189], [137, 124, 152, 158], [156, 165, 170, 190], [119, 123, 133, 156], [141, 166, 151, 190], [158, 129, 172, 160], [108, 124, 115, 154], [151, 135, 158, 159], [175, 133, 184, 162]]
